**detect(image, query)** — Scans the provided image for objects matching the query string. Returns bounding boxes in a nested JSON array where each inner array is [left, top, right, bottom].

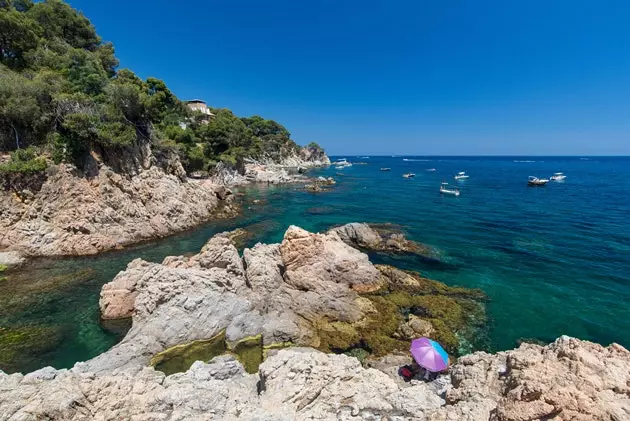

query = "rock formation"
[[0, 162, 236, 257], [1, 337, 628, 420], [1, 226, 629, 419], [0, 142, 330, 258], [330, 222, 441, 260]]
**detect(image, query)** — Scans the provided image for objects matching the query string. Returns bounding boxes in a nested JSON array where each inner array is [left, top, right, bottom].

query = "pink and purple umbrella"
[[410, 337, 449, 372]]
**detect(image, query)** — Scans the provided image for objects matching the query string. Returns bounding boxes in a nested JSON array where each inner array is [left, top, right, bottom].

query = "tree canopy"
[[0, 0, 311, 175]]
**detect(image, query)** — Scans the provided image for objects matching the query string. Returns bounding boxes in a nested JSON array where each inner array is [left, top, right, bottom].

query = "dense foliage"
[[0, 0, 307, 174]]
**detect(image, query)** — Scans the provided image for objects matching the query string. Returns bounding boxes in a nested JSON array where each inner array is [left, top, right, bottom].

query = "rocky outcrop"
[[2, 338, 628, 420], [0, 251, 25, 269], [299, 145, 331, 166], [92, 225, 383, 375], [2, 225, 629, 419], [0, 161, 237, 257], [280, 226, 382, 294], [330, 222, 441, 260]]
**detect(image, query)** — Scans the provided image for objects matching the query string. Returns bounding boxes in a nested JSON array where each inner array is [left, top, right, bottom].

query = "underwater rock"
[[330, 222, 441, 260]]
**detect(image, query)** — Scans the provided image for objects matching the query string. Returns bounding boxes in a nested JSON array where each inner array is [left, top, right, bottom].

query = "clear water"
[[2, 156, 630, 373]]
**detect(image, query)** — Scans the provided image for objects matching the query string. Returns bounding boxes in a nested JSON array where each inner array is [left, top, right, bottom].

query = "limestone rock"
[[280, 225, 382, 294]]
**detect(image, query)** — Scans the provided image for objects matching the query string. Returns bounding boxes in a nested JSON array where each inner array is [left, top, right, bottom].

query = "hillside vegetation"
[[0, 0, 310, 176]]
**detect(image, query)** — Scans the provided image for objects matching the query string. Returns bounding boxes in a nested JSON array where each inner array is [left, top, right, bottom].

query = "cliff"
[[0, 225, 628, 420], [0, 141, 238, 257], [0, 141, 329, 258]]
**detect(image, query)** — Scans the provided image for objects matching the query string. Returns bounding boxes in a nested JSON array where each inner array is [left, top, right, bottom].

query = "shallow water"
[[2, 156, 630, 373]]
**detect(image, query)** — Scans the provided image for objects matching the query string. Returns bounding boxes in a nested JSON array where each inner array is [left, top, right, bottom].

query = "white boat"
[[426, 168, 436, 172], [550, 172, 567, 182], [380, 167, 391, 171], [333, 158, 352, 169], [402, 173, 416, 178], [454, 171, 469, 180], [440, 183, 460, 196], [528, 176, 550, 186]]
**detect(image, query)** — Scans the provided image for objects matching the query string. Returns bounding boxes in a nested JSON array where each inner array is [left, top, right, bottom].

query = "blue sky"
[[67, 0, 630, 155]]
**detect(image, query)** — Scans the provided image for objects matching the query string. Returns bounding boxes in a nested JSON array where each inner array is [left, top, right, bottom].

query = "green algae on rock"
[[0, 326, 63, 373], [228, 334, 263, 374], [314, 264, 487, 357], [151, 331, 228, 376], [151, 332, 265, 376]]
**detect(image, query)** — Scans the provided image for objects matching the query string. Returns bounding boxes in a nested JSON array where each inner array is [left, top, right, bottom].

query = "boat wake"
[[403, 158, 431, 162]]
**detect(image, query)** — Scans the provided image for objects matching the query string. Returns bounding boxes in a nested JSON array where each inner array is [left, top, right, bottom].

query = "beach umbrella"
[[410, 337, 449, 372]]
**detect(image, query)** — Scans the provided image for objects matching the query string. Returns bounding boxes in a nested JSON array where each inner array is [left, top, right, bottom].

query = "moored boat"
[[380, 167, 392, 171], [528, 176, 550, 186], [402, 173, 416, 178], [550, 172, 567, 182], [454, 171, 469, 180], [440, 182, 460, 196]]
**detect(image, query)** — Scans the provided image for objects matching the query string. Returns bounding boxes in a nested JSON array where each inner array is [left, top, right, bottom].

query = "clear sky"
[[67, 0, 630, 155]]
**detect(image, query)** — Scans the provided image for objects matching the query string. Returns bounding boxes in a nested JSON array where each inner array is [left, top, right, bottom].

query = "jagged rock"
[[397, 315, 435, 340], [299, 145, 331, 166], [330, 222, 439, 260], [280, 225, 382, 294], [0, 163, 237, 258], [2, 223, 630, 420]]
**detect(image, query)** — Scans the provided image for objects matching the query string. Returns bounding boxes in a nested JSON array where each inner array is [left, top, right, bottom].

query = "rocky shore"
[[0, 144, 330, 259], [1, 224, 628, 420]]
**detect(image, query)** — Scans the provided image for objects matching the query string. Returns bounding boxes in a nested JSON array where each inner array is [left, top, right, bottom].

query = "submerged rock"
[[330, 222, 440, 260]]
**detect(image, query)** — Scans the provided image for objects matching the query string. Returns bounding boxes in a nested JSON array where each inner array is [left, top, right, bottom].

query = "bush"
[[0, 147, 47, 174]]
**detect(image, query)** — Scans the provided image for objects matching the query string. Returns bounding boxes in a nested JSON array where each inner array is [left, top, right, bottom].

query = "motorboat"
[[380, 167, 392, 171], [440, 183, 460, 196], [454, 171, 469, 180], [402, 173, 416, 178], [426, 168, 436, 172], [333, 158, 352, 169], [550, 172, 567, 182], [528, 176, 550, 186]]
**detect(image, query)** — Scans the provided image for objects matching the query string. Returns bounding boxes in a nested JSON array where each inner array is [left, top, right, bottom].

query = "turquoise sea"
[[2, 156, 630, 374]]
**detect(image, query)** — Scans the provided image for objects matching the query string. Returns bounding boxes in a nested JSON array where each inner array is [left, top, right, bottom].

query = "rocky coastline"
[[0, 144, 330, 260], [1, 224, 628, 420]]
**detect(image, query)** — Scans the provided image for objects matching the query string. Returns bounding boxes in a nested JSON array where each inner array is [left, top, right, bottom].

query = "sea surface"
[[2, 156, 630, 374]]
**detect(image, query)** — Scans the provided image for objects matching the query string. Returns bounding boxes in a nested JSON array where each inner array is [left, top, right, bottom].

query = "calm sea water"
[[2, 156, 630, 373]]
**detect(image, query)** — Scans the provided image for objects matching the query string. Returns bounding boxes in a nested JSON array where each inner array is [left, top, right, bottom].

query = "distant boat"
[[403, 173, 416, 178], [550, 172, 567, 182], [440, 182, 460, 196], [334, 158, 352, 169], [528, 176, 550, 186], [380, 167, 391, 171], [426, 168, 436, 172], [454, 171, 469, 180]]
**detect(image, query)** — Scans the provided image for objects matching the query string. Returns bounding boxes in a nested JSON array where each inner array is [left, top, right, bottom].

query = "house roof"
[[185, 99, 207, 105]]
